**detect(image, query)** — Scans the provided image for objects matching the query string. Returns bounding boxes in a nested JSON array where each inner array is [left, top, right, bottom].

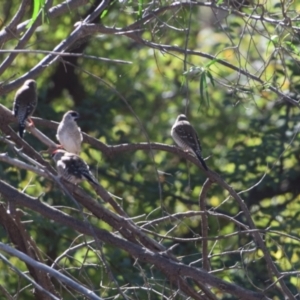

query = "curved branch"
[[3, 0, 30, 34], [0, 49, 132, 64], [0, 204, 60, 299], [0, 153, 49, 178], [0, 180, 270, 300], [68, 22, 299, 107], [0, 0, 298, 109], [134, 40, 299, 107], [0, 103, 292, 297], [0, 0, 90, 45], [126, 1, 300, 33], [0, 243, 103, 300], [140, 210, 249, 230], [1, 1, 298, 49], [0, 0, 54, 76], [0, 105, 169, 253]]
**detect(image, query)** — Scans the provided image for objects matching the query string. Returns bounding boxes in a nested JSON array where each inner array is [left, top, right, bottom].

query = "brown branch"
[[136, 40, 298, 107], [213, 180, 295, 299], [0, 153, 49, 178], [199, 178, 213, 271], [89, 141, 296, 298], [57, 178, 166, 253], [0, 284, 13, 300], [0, 49, 131, 64], [83, 0, 111, 23], [0, 126, 55, 172], [34, 115, 210, 171], [0, 205, 59, 300], [0, 242, 102, 300], [0, 103, 291, 297], [0, 0, 54, 76], [0, 1, 109, 96], [141, 227, 265, 243], [0, 1, 298, 109], [0, 180, 270, 300], [125, 1, 300, 33], [0, 1, 298, 49], [3, 0, 30, 35], [0, 105, 57, 168], [140, 210, 248, 230], [32, 112, 211, 167], [0, 105, 167, 253], [0, 0, 90, 46], [69, 22, 299, 107]]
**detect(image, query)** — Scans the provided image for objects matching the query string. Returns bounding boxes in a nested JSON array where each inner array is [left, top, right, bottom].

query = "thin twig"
[[0, 180, 270, 300], [199, 178, 213, 271], [0, 243, 103, 300]]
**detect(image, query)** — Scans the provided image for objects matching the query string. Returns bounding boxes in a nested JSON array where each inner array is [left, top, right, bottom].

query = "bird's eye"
[[71, 112, 79, 118]]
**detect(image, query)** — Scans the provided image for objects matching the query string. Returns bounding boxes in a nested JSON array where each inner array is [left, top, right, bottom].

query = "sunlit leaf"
[[27, 0, 46, 28], [138, 0, 143, 19], [206, 70, 215, 87], [200, 71, 210, 107]]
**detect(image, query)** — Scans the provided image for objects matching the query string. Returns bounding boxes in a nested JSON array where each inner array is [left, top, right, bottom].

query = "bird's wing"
[[12, 88, 26, 117], [62, 155, 87, 179], [174, 122, 202, 152], [14, 85, 37, 119]]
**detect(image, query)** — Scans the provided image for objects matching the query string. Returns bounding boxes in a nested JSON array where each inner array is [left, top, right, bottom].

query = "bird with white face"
[[13, 79, 38, 138], [171, 114, 208, 171], [56, 110, 83, 155], [51, 149, 98, 185]]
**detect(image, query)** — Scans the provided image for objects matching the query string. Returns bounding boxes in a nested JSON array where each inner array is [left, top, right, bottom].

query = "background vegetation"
[[0, 0, 300, 299]]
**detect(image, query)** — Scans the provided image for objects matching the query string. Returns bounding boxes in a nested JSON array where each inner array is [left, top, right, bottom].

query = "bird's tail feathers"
[[18, 123, 25, 138], [84, 173, 98, 185], [196, 152, 208, 171]]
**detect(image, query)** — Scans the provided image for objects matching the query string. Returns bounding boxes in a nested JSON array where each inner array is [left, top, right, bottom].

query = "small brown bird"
[[51, 149, 98, 185], [13, 79, 37, 138], [171, 114, 208, 171], [56, 111, 82, 155]]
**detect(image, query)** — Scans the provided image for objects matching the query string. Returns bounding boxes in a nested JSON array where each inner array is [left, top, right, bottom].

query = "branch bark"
[[199, 178, 213, 271], [0, 180, 270, 300]]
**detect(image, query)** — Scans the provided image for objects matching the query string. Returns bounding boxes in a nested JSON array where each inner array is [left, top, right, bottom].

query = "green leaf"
[[204, 58, 217, 68], [285, 41, 300, 56], [200, 72, 210, 107], [206, 70, 215, 87], [100, 9, 109, 19], [27, 0, 45, 28], [138, 0, 143, 19], [100, 0, 117, 20]]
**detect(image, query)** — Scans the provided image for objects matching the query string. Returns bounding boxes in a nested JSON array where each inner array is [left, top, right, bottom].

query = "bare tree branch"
[[199, 178, 213, 271], [0, 0, 90, 45], [0, 0, 54, 76], [0, 180, 270, 300], [0, 242, 104, 300]]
